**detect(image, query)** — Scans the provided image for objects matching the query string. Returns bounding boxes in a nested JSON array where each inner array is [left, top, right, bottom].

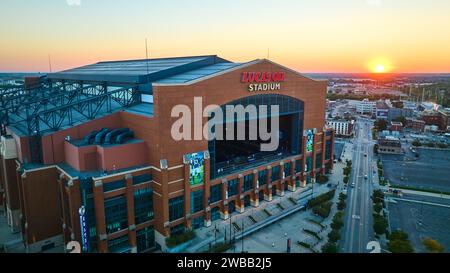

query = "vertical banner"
[[78, 206, 89, 252], [188, 152, 205, 186]]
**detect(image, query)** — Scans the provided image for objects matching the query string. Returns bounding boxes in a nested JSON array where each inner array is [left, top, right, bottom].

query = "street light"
[[241, 218, 245, 253]]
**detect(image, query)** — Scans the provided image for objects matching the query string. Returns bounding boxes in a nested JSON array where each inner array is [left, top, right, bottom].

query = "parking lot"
[[381, 148, 450, 193], [388, 194, 450, 253]]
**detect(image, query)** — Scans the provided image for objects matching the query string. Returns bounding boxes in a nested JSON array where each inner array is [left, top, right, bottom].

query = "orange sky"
[[1, 0, 450, 73]]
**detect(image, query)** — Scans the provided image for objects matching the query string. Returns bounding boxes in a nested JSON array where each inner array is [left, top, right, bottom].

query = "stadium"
[[0, 55, 334, 253]]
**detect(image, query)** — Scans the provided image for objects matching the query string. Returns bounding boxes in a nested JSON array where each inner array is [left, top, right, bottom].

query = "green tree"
[[422, 238, 445, 253], [343, 167, 351, 176], [374, 119, 388, 132], [412, 140, 422, 147], [372, 190, 385, 204], [389, 230, 409, 241], [337, 200, 346, 210], [373, 215, 388, 235], [331, 213, 344, 230], [388, 239, 414, 253], [321, 242, 338, 253], [374, 203, 383, 214], [328, 230, 341, 243], [343, 176, 349, 185]]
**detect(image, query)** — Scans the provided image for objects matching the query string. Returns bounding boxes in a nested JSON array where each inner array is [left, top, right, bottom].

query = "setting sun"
[[368, 58, 392, 73], [374, 64, 386, 73]]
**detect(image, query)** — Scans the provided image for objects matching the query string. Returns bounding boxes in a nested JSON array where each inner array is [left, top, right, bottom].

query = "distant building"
[[356, 99, 376, 115], [388, 107, 413, 122], [390, 121, 403, 132], [421, 111, 445, 131], [419, 102, 439, 112], [405, 118, 425, 132], [326, 119, 354, 136], [376, 101, 389, 120], [377, 137, 402, 154]]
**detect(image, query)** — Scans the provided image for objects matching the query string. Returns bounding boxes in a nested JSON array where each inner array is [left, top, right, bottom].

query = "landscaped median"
[[372, 190, 389, 239], [165, 230, 197, 252], [377, 159, 387, 187], [343, 160, 352, 187]]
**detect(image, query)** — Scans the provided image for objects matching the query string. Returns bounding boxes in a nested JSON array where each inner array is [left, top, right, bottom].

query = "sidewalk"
[[187, 144, 350, 253], [186, 182, 337, 253], [0, 209, 26, 253], [391, 188, 450, 200]]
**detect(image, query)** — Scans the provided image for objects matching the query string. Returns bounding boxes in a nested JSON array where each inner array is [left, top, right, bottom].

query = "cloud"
[[366, 0, 382, 6], [66, 0, 81, 6]]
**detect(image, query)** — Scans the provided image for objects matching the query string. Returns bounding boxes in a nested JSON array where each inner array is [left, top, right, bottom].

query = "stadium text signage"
[[78, 206, 89, 252], [241, 72, 285, 92]]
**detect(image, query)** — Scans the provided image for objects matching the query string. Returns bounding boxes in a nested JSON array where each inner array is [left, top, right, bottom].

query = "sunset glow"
[[1, 0, 450, 73]]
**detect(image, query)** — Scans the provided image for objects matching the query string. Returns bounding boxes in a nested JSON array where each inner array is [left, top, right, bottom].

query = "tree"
[[422, 238, 444, 253], [392, 116, 407, 126], [343, 176, 349, 185], [388, 239, 414, 253], [392, 101, 404, 109], [374, 119, 388, 132], [373, 215, 388, 235], [343, 167, 351, 176], [337, 200, 346, 211], [412, 140, 422, 147], [372, 190, 385, 204], [321, 242, 338, 253], [328, 230, 341, 243], [346, 160, 352, 167], [389, 230, 409, 241], [317, 174, 329, 184], [331, 214, 344, 230], [374, 203, 383, 214]]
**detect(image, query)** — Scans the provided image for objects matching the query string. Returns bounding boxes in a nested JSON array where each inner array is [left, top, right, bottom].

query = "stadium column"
[[67, 178, 82, 246], [264, 166, 272, 202], [288, 159, 296, 192], [220, 179, 229, 220], [251, 170, 259, 207], [93, 180, 108, 253], [300, 136, 307, 188], [182, 158, 192, 230], [125, 174, 137, 253], [277, 163, 285, 196], [58, 174, 71, 245], [236, 174, 244, 213], [330, 130, 335, 171], [311, 132, 317, 185], [321, 131, 327, 175], [0, 155, 4, 209], [203, 151, 211, 227], [159, 159, 170, 237]]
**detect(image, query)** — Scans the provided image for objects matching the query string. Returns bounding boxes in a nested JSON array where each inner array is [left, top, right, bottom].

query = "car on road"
[[364, 175, 368, 180], [351, 183, 355, 188]]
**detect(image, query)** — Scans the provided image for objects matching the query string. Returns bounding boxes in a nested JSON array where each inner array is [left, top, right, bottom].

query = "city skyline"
[[1, 0, 450, 74]]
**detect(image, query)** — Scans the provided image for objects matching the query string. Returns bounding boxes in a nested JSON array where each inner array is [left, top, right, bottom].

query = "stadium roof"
[[155, 62, 244, 84], [48, 55, 231, 84]]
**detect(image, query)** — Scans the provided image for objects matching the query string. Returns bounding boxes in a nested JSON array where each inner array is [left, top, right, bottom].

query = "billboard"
[[188, 152, 205, 186], [306, 129, 314, 153]]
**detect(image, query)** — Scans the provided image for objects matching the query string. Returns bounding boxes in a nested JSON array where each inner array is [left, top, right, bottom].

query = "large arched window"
[[208, 94, 305, 179]]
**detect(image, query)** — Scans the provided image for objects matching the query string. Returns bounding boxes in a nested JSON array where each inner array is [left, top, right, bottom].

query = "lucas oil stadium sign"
[[241, 72, 285, 92]]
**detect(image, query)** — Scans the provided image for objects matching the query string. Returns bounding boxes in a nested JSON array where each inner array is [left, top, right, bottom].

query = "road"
[[341, 117, 375, 253]]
